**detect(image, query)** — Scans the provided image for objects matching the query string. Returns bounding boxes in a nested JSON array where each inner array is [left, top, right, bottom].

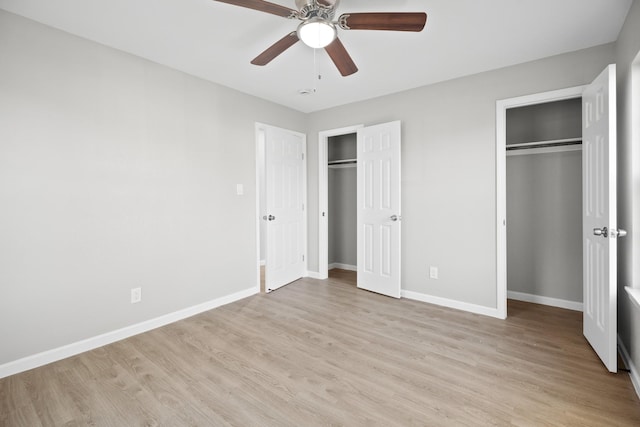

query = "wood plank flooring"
[[1, 270, 640, 426]]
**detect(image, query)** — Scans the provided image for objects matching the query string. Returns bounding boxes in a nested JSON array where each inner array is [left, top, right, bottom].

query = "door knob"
[[611, 228, 628, 238], [390, 215, 401, 222], [268, 215, 275, 221], [593, 227, 608, 237]]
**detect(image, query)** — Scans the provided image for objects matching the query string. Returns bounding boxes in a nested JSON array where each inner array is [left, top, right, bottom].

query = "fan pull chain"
[[313, 48, 319, 94]]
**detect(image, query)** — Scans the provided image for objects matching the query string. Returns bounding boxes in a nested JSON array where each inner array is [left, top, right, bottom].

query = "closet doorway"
[[318, 125, 363, 280], [328, 133, 358, 272], [496, 65, 621, 372], [506, 97, 584, 312], [496, 85, 585, 319]]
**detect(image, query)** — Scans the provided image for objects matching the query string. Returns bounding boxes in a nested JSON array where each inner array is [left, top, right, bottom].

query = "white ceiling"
[[0, 0, 633, 113]]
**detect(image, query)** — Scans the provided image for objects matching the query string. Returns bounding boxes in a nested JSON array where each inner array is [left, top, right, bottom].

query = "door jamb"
[[318, 124, 364, 279], [256, 122, 308, 292], [496, 85, 585, 319]]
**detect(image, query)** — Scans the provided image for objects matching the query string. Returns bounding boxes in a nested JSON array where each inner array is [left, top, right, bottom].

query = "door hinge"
[[301, 153, 305, 161], [302, 254, 305, 262], [302, 203, 305, 211]]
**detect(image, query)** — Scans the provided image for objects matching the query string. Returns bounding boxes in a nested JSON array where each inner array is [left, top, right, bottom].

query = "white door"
[[264, 125, 306, 292], [583, 64, 620, 373], [357, 121, 402, 298]]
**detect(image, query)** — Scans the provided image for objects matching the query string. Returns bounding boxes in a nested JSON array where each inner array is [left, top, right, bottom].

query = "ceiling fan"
[[213, 0, 427, 76]]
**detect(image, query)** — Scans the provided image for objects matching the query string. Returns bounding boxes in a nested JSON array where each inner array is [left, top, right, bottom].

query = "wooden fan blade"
[[324, 38, 358, 76], [213, 0, 297, 18], [339, 12, 427, 32], [251, 32, 299, 66]]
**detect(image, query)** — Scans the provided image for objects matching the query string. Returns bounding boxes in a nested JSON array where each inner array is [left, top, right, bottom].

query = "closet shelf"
[[506, 137, 582, 151], [626, 287, 640, 310]]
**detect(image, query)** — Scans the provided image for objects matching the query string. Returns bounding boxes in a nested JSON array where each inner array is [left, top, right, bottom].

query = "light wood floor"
[[2, 270, 640, 426]]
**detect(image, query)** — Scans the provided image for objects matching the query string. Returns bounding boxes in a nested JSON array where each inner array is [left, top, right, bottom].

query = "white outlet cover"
[[429, 267, 438, 279], [236, 184, 244, 195], [131, 287, 141, 304]]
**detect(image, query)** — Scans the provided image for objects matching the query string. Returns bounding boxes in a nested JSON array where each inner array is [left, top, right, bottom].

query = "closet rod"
[[328, 159, 357, 165], [506, 138, 582, 151]]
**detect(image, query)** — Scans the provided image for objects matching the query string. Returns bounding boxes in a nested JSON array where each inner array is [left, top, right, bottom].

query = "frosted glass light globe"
[[297, 18, 337, 49]]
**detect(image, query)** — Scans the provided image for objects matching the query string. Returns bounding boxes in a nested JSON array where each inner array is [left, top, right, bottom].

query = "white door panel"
[[264, 125, 306, 292], [357, 121, 401, 298], [582, 64, 617, 373]]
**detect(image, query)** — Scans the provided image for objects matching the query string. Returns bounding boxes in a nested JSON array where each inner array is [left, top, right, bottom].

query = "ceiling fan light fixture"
[[297, 18, 337, 49]]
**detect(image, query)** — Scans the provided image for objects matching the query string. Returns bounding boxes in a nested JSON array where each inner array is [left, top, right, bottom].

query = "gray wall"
[[328, 167, 357, 267], [616, 0, 640, 380], [506, 98, 582, 144], [506, 99, 583, 303], [307, 43, 615, 309], [506, 151, 583, 302], [328, 133, 357, 162], [328, 134, 357, 267], [0, 10, 306, 366]]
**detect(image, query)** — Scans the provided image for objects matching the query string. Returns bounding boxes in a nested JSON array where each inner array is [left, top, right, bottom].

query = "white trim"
[[496, 85, 586, 320], [507, 290, 583, 312], [306, 271, 324, 280], [255, 124, 265, 292], [329, 263, 357, 271], [318, 124, 364, 281], [618, 334, 640, 401], [401, 290, 502, 319], [0, 287, 258, 379]]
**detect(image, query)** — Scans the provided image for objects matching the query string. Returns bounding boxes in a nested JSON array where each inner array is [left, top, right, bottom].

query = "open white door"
[[583, 64, 621, 373], [357, 121, 401, 298], [264, 125, 306, 292]]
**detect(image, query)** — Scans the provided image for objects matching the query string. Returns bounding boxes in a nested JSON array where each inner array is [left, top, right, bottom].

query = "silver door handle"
[[390, 215, 401, 222], [262, 215, 275, 221], [611, 228, 628, 238], [593, 227, 608, 237]]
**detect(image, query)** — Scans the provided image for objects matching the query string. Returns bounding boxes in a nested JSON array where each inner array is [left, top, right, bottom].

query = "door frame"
[[255, 122, 308, 292], [318, 124, 364, 279], [496, 85, 586, 319]]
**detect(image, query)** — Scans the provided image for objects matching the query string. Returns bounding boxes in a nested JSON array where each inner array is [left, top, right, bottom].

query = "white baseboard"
[[507, 290, 583, 312], [0, 286, 259, 380], [329, 263, 357, 271], [401, 290, 502, 319], [306, 271, 324, 280], [618, 334, 640, 400]]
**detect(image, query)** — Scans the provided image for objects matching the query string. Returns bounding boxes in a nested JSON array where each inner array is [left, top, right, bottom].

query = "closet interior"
[[328, 133, 357, 271], [506, 98, 583, 308]]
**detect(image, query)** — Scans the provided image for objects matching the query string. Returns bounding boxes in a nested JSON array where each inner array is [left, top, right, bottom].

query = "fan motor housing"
[[296, 0, 338, 21]]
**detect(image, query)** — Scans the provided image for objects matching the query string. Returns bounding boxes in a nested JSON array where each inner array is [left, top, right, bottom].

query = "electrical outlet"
[[429, 266, 439, 279], [131, 287, 141, 304], [236, 184, 244, 195]]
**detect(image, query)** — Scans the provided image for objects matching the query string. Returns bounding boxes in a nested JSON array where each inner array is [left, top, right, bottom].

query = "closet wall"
[[328, 133, 357, 269], [506, 98, 583, 304]]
